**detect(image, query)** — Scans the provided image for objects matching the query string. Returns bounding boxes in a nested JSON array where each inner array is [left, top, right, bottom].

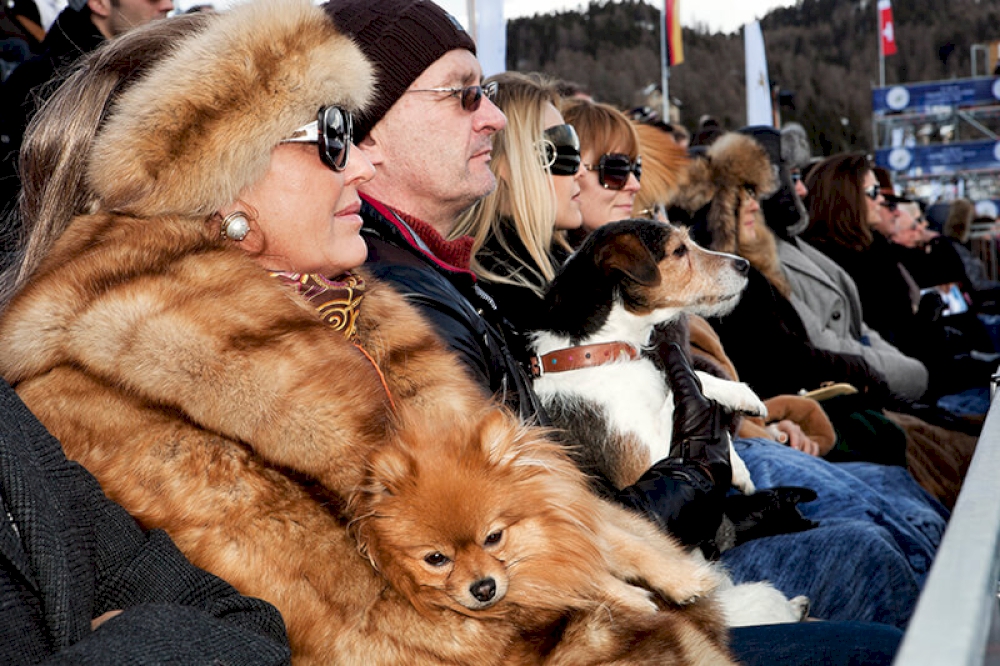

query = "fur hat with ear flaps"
[[88, 0, 373, 218], [668, 132, 777, 254]]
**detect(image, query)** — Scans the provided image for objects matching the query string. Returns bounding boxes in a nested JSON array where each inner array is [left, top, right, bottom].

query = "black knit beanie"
[[324, 0, 477, 141]]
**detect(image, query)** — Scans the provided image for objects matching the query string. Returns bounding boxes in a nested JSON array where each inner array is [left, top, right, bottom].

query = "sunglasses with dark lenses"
[[406, 81, 498, 112], [584, 153, 642, 190], [864, 184, 882, 200], [791, 171, 803, 183], [282, 105, 353, 171], [541, 124, 581, 176], [881, 201, 898, 212]]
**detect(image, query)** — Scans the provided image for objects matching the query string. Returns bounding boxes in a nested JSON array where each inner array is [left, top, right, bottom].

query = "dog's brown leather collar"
[[530, 342, 640, 378]]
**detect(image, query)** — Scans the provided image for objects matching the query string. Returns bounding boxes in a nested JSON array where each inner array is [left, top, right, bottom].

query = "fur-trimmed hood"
[[88, 0, 373, 218], [668, 132, 777, 253]]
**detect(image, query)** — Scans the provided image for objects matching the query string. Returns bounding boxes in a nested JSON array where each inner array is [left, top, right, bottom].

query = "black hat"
[[324, 0, 476, 141]]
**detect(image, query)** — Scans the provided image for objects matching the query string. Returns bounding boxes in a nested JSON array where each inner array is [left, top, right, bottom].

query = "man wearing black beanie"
[[324, 0, 552, 418]]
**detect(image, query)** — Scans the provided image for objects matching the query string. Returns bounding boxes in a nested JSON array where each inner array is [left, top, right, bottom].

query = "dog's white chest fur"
[[531, 307, 763, 493], [535, 354, 675, 465]]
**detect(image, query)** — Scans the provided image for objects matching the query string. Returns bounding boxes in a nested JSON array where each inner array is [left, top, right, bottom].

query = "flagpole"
[[878, 2, 885, 87], [467, 0, 477, 44], [660, 0, 670, 120]]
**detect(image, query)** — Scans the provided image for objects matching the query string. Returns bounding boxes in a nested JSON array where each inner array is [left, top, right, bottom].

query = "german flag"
[[666, 0, 684, 66]]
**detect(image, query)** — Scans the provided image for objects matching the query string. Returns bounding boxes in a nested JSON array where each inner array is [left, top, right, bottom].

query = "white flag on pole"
[[744, 21, 773, 127], [474, 0, 506, 78]]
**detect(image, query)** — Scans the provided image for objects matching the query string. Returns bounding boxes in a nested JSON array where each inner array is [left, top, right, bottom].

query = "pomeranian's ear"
[[366, 441, 416, 498], [477, 408, 559, 472], [478, 409, 526, 467]]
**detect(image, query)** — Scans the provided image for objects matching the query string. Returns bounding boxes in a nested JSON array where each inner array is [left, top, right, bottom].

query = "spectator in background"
[[0, 0, 44, 81], [802, 154, 995, 406], [1, 0, 173, 217], [560, 97, 642, 243]]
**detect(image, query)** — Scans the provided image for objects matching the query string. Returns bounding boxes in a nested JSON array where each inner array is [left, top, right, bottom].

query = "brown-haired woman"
[[803, 153, 994, 405]]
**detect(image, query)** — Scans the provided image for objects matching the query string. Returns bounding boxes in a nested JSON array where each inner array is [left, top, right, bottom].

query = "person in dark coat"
[[1, 0, 172, 219], [324, 0, 550, 421], [802, 154, 995, 402], [666, 132, 891, 403], [0, 377, 291, 665]]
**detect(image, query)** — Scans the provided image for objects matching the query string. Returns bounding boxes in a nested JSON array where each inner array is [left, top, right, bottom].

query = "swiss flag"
[[878, 0, 897, 56]]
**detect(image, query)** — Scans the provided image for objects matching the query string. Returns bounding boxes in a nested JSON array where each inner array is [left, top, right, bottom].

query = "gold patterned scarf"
[[271, 271, 365, 340]]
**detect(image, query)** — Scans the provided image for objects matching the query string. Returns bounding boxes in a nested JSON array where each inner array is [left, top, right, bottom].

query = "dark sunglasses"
[[864, 184, 882, 200], [791, 171, 803, 183], [583, 153, 642, 190], [282, 105, 352, 171], [880, 201, 898, 212], [406, 81, 498, 112], [541, 124, 581, 176]]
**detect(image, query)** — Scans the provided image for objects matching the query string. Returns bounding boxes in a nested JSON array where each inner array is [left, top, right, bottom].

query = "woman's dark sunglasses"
[[541, 124, 581, 176], [584, 153, 642, 190], [864, 184, 882, 200], [282, 105, 352, 171], [406, 81, 499, 112]]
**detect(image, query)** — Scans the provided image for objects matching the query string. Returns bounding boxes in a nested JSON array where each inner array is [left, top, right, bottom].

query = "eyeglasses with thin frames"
[[405, 81, 498, 112]]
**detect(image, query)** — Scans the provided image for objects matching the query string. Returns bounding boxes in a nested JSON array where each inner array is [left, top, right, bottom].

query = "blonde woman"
[[452, 70, 583, 343]]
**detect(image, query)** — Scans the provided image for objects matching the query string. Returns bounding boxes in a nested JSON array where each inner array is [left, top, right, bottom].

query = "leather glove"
[[664, 343, 732, 490], [723, 486, 819, 547]]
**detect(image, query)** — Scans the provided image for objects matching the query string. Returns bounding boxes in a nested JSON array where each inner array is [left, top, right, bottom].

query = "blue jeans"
[[730, 621, 903, 666], [721, 438, 949, 628]]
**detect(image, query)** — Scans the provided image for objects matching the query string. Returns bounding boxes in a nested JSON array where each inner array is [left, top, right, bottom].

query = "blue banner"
[[873, 77, 1000, 114], [874, 140, 1000, 174]]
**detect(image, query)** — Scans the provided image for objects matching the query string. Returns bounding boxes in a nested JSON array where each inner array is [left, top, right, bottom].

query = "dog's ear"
[[366, 441, 416, 498], [478, 409, 528, 468], [596, 233, 661, 286], [477, 408, 564, 473]]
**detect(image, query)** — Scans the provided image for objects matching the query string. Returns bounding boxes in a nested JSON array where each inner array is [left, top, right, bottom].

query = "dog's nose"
[[732, 256, 749, 276], [470, 578, 497, 602]]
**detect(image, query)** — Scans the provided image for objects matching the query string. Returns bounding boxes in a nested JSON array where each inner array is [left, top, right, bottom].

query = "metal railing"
[[892, 378, 1000, 665]]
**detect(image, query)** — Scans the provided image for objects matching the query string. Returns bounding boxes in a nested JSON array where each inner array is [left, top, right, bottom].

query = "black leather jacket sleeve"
[[361, 206, 547, 423], [611, 460, 725, 550]]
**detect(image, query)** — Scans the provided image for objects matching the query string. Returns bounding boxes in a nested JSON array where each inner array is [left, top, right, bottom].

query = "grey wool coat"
[[0, 378, 291, 665], [777, 236, 930, 402]]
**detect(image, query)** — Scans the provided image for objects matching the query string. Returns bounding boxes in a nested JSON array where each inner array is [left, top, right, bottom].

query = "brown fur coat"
[[0, 212, 504, 664]]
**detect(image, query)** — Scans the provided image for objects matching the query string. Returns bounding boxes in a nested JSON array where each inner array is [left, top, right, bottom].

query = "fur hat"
[[89, 0, 373, 218], [779, 123, 812, 171], [668, 132, 777, 252], [324, 0, 477, 141]]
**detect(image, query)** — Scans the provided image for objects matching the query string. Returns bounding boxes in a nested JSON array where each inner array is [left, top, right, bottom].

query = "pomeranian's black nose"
[[470, 578, 496, 602]]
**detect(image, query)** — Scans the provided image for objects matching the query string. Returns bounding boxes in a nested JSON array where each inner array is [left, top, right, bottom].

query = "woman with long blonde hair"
[[452, 70, 583, 342]]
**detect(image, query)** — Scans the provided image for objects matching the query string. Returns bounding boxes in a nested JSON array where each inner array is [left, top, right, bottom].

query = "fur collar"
[[89, 0, 373, 218]]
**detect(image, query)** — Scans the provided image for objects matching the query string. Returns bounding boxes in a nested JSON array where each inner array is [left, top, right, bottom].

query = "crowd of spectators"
[[0, 0, 994, 663]]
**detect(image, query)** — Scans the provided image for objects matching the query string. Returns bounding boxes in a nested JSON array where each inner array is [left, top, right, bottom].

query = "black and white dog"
[[530, 219, 761, 493], [529, 219, 811, 626]]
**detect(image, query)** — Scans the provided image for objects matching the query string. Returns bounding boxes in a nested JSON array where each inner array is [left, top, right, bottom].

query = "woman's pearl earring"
[[220, 211, 251, 242]]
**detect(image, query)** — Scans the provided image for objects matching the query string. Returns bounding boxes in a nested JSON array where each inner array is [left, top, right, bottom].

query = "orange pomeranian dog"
[[353, 407, 738, 665]]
